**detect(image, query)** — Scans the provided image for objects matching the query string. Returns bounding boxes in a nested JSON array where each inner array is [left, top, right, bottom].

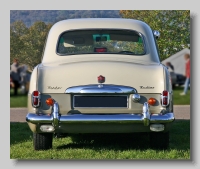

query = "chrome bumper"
[[26, 102, 175, 127]]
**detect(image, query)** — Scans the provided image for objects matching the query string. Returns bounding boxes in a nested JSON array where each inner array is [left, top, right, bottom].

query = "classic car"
[[26, 18, 175, 150]]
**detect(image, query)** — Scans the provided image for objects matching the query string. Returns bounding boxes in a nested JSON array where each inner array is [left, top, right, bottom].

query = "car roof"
[[52, 18, 150, 31]]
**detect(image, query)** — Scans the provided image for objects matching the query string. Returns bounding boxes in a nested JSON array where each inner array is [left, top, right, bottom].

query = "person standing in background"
[[180, 53, 190, 95], [166, 62, 174, 72], [10, 58, 21, 95]]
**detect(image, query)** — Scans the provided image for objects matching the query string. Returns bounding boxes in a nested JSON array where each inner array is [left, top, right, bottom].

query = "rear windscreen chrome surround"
[[56, 28, 146, 56], [73, 95, 129, 108]]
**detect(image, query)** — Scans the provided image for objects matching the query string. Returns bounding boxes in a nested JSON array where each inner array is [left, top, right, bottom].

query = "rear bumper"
[[26, 102, 175, 131]]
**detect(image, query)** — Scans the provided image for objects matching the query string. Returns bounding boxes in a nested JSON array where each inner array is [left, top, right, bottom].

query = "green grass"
[[10, 120, 190, 159], [173, 86, 190, 105], [10, 88, 27, 108]]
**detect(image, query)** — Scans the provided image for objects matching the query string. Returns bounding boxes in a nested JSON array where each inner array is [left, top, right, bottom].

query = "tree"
[[10, 21, 28, 64], [21, 21, 52, 70], [119, 10, 190, 60], [10, 21, 52, 70]]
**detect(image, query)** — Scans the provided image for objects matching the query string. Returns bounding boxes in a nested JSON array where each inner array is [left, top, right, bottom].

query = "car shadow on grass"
[[56, 120, 190, 151], [56, 132, 151, 150]]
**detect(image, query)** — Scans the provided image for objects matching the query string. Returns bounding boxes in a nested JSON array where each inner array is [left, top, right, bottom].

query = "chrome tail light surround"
[[31, 90, 41, 108]]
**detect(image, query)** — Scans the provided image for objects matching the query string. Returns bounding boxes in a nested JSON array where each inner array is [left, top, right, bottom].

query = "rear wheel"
[[33, 133, 53, 150], [149, 132, 169, 149]]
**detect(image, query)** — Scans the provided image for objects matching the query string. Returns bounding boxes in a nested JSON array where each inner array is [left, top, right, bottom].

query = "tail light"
[[32, 90, 40, 108], [160, 90, 169, 107]]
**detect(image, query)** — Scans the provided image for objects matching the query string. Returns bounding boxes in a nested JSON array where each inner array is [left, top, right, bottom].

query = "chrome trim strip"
[[73, 95, 129, 108], [26, 102, 175, 127], [65, 84, 137, 94]]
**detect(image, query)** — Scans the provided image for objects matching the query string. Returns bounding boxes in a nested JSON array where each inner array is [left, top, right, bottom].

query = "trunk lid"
[[37, 60, 165, 94]]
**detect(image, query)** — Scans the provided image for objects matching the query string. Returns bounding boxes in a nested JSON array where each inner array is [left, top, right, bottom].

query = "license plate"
[[73, 95, 128, 108]]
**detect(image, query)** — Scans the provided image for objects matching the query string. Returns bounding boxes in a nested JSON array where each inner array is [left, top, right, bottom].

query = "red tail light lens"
[[163, 91, 168, 96], [32, 90, 40, 108], [33, 91, 39, 96], [161, 90, 169, 107]]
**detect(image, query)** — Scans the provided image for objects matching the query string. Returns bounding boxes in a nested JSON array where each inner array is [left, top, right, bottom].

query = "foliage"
[[10, 21, 52, 70], [10, 10, 121, 27], [10, 21, 28, 63], [119, 10, 190, 60], [10, 10, 190, 69]]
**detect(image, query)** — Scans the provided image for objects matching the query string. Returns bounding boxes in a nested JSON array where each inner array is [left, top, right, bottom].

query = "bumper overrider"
[[26, 102, 175, 133]]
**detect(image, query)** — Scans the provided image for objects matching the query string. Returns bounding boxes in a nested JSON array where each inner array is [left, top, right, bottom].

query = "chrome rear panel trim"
[[65, 84, 137, 94]]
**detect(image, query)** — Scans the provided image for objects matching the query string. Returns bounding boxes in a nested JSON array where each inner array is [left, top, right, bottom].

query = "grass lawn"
[[10, 88, 27, 108], [10, 120, 190, 159], [173, 86, 190, 105]]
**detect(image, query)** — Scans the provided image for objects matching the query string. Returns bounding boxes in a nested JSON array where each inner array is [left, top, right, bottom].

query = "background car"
[[176, 73, 186, 86], [170, 72, 186, 89]]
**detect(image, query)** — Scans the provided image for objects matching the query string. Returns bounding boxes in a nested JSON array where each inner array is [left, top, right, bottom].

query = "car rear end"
[[26, 18, 175, 150]]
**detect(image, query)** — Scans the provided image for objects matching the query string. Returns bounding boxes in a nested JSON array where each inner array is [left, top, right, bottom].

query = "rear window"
[[57, 29, 145, 55]]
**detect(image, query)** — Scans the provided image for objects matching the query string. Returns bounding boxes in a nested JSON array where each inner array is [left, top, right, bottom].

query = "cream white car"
[[26, 18, 175, 150]]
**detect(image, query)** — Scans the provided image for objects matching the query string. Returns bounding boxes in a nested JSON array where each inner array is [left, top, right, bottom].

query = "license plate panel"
[[73, 95, 128, 108]]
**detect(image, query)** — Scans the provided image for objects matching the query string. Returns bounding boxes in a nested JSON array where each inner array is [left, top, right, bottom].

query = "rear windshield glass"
[[57, 29, 145, 55]]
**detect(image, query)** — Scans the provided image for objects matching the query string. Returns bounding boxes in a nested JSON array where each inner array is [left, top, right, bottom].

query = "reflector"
[[33, 98, 38, 105], [163, 97, 168, 105]]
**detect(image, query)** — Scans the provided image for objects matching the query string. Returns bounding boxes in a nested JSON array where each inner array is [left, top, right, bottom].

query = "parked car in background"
[[169, 72, 186, 89], [175, 73, 186, 86], [26, 18, 175, 150], [164, 61, 186, 89], [169, 71, 177, 89]]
